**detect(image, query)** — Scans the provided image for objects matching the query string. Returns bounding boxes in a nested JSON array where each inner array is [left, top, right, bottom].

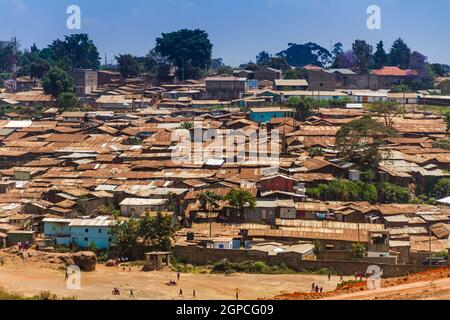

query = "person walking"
[[236, 289, 239, 300], [130, 289, 134, 298], [179, 289, 183, 297], [177, 272, 181, 281], [328, 272, 331, 281], [312, 282, 315, 291], [320, 287, 323, 294], [193, 290, 196, 298]]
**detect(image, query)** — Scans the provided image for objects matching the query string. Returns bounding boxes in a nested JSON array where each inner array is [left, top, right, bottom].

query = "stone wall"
[[174, 245, 438, 277]]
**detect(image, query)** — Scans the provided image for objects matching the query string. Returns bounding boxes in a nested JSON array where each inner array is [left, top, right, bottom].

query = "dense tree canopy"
[[115, 54, 140, 78], [352, 40, 373, 74], [47, 34, 101, 70], [277, 42, 332, 67], [42, 66, 74, 97], [389, 38, 411, 69], [372, 41, 388, 69], [155, 29, 213, 80]]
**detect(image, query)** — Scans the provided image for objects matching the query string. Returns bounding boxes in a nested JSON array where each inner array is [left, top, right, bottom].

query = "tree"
[[57, 92, 79, 111], [444, 111, 450, 131], [336, 116, 396, 168], [29, 58, 50, 80], [256, 51, 271, 65], [224, 189, 256, 218], [144, 49, 171, 82], [287, 96, 313, 121], [47, 34, 101, 70], [352, 243, 366, 259], [139, 211, 179, 251], [217, 65, 234, 75], [155, 29, 213, 80], [366, 101, 404, 128], [432, 178, 450, 199], [42, 67, 74, 97], [379, 183, 410, 204], [352, 40, 373, 74], [115, 54, 140, 78], [409, 51, 435, 90], [333, 50, 356, 69], [109, 219, 141, 259], [372, 41, 388, 69], [0, 41, 13, 73], [332, 43, 344, 58], [389, 38, 411, 69], [267, 56, 290, 71], [198, 191, 223, 237], [430, 63, 446, 77], [331, 42, 344, 68], [210, 58, 224, 70], [277, 42, 332, 67]]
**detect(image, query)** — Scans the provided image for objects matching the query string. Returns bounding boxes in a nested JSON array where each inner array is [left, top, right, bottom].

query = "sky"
[[0, 0, 449, 66]]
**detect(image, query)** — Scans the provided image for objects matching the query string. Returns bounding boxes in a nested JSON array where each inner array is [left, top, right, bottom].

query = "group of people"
[[312, 283, 324, 294]]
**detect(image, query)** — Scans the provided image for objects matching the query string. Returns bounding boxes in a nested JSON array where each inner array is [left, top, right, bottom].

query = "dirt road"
[[323, 277, 450, 300], [0, 261, 342, 300]]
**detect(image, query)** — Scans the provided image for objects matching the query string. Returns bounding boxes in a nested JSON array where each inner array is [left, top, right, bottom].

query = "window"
[[98, 229, 102, 234], [85, 229, 89, 233], [84, 237, 88, 242]]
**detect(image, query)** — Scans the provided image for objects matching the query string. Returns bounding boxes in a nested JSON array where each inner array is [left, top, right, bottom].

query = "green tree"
[[155, 29, 213, 80], [352, 40, 373, 74], [256, 51, 271, 65], [336, 116, 396, 168], [57, 92, 79, 111], [115, 54, 140, 78], [198, 191, 223, 237], [379, 183, 410, 204], [432, 179, 450, 199], [42, 67, 74, 97], [29, 58, 50, 80], [352, 243, 366, 259], [389, 38, 411, 69], [140, 211, 179, 251], [224, 189, 256, 218], [47, 34, 101, 70], [277, 42, 332, 67], [287, 96, 313, 121], [109, 219, 141, 259], [372, 41, 388, 69], [366, 101, 404, 128]]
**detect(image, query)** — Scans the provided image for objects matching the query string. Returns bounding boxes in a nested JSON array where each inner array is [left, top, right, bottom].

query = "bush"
[[352, 243, 366, 259], [211, 259, 294, 274], [379, 183, 410, 204]]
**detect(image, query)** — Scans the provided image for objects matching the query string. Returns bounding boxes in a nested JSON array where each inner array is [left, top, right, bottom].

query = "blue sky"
[[0, 0, 449, 66]]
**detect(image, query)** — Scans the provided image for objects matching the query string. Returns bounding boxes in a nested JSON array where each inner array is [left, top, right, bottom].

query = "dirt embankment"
[[273, 267, 450, 300]]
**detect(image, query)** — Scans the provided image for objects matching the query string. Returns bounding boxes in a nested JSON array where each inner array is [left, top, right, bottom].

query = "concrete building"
[[254, 67, 282, 82], [68, 69, 98, 96], [205, 77, 247, 100]]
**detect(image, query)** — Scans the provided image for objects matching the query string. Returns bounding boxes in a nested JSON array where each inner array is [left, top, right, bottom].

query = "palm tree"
[[198, 191, 223, 238]]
